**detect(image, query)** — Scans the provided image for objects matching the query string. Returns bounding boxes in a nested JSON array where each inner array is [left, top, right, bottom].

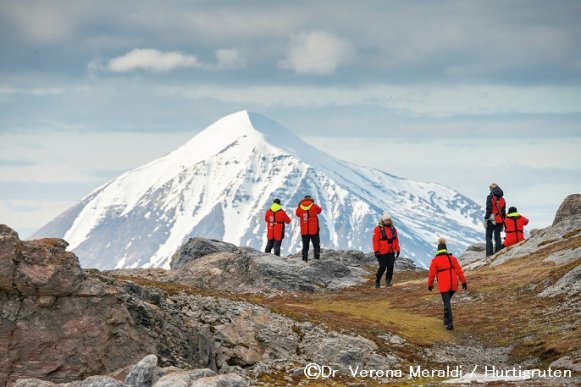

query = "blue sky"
[[0, 0, 580, 238]]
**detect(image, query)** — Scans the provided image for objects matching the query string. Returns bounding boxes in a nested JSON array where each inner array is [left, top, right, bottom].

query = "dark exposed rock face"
[[170, 238, 237, 269], [553, 193, 581, 227]]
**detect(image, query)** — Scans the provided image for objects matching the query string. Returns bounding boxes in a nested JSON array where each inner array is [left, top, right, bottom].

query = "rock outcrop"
[[553, 193, 581, 227], [457, 243, 486, 264], [1, 225, 399, 386], [15, 355, 247, 387], [115, 243, 421, 294], [0, 226, 205, 386], [172, 248, 371, 292], [170, 238, 237, 270]]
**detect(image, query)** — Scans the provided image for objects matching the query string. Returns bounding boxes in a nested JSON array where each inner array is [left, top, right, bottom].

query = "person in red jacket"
[[372, 213, 400, 288], [484, 183, 506, 256], [502, 206, 529, 248], [295, 195, 322, 262], [264, 198, 291, 256], [427, 238, 467, 330]]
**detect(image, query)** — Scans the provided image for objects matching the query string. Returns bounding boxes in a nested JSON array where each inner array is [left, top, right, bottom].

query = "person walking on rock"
[[264, 198, 291, 256], [485, 183, 506, 256], [502, 206, 529, 248], [372, 213, 400, 288], [427, 238, 467, 330], [295, 195, 322, 262]]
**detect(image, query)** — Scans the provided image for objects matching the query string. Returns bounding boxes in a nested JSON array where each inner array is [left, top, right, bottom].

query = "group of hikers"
[[263, 183, 529, 330], [485, 182, 530, 256]]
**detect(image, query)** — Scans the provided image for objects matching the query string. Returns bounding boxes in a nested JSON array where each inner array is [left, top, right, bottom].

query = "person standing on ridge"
[[264, 198, 291, 256], [372, 213, 401, 288], [502, 206, 529, 248], [295, 195, 322, 262], [484, 183, 506, 256], [427, 238, 467, 330]]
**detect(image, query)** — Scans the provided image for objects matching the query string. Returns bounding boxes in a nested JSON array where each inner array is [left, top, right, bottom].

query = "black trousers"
[[441, 290, 456, 324], [485, 222, 503, 256], [301, 234, 320, 260], [265, 239, 282, 256], [376, 253, 395, 283]]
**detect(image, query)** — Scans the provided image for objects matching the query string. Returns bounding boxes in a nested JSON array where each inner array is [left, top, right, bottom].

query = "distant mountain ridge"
[[33, 110, 484, 269]]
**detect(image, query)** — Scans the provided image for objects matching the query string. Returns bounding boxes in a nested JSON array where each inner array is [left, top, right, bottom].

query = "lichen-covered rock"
[[153, 369, 216, 387], [168, 245, 420, 294], [124, 355, 157, 387], [74, 375, 127, 387], [553, 194, 581, 227], [549, 353, 581, 373], [189, 373, 248, 387], [0, 230, 203, 385], [14, 379, 58, 387], [0, 225, 19, 294], [458, 243, 486, 264], [170, 238, 237, 269], [172, 248, 370, 292], [538, 265, 581, 298], [13, 238, 86, 296]]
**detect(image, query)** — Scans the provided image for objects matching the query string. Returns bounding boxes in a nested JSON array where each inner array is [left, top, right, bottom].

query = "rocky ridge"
[[109, 237, 421, 294]]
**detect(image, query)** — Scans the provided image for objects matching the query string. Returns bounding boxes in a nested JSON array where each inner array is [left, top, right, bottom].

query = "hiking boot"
[[374, 280, 380, 289], [385, 280, 392, 287], [302, 257, 308, 262], [314, 253, 320, 260], [444, 308, 453, 329]]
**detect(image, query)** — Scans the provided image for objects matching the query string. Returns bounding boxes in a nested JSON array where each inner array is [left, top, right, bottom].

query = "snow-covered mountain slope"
[[33, 111, 484, 269]]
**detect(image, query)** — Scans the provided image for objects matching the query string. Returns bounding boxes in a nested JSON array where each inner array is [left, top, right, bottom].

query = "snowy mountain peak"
[[180, 110, 311, 161], [33, 111, 485, 270]]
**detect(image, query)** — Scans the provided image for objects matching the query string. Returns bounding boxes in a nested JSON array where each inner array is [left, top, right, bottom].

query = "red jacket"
[[372, 225, 400, 254], [491, 196, 506, 224], [265, 204, 291, 241], [428, 251, 467, 293], [295, 199, 322, 236], [503, 212, 529, 247]]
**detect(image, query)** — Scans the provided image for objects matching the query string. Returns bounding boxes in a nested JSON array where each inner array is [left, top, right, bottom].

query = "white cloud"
[[279, 30, 354, 75], [90, 48, 246, 74], [215, 48, 246, 69], [103, 48, 204, 72]]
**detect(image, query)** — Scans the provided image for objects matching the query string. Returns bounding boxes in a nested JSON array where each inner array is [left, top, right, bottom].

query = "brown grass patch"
[[563, 228, 581, 239]]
